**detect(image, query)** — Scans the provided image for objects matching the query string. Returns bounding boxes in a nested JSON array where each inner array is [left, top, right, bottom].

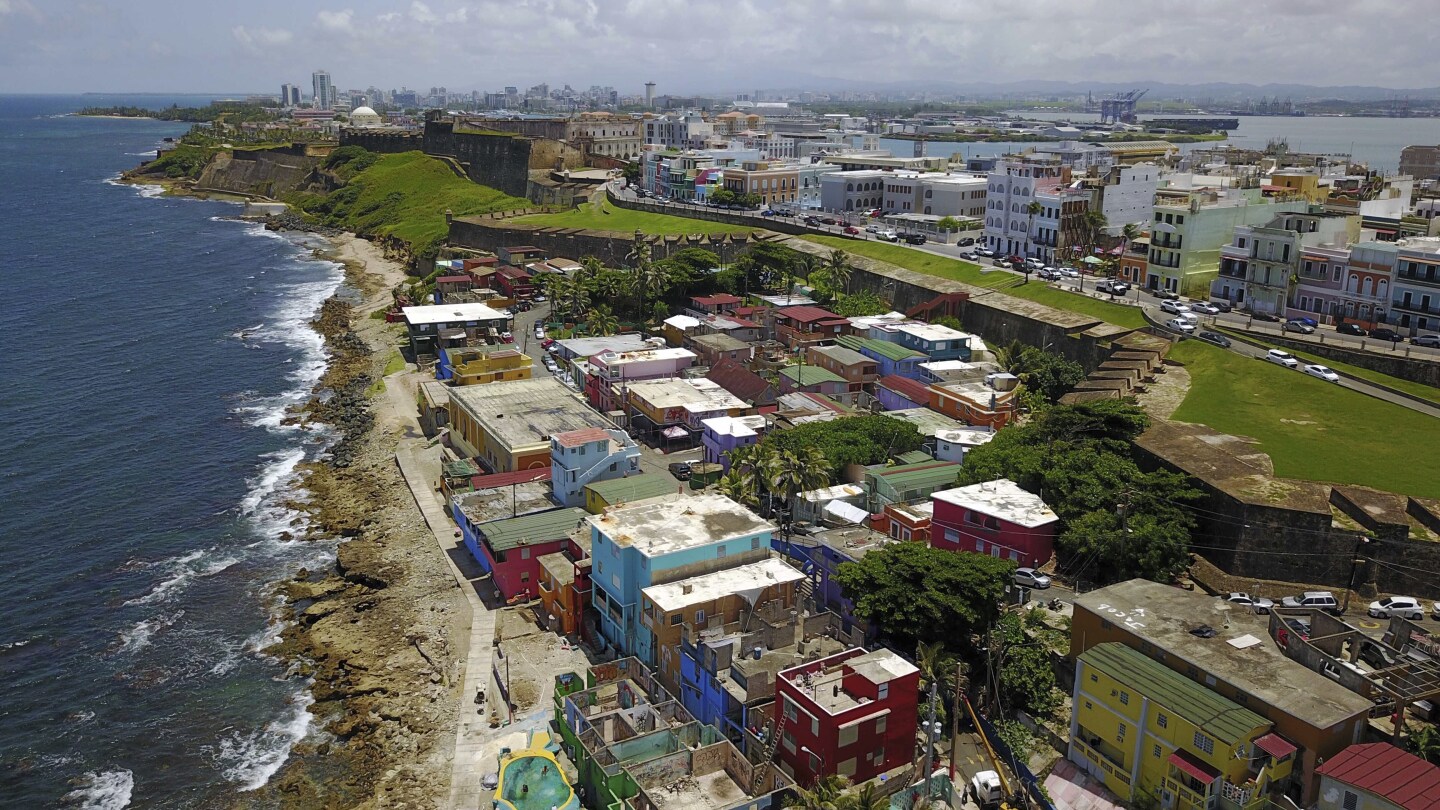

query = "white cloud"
[[316, 8, 354, 32], [232, 25, 293, 53], [409, 1, 437, 24]]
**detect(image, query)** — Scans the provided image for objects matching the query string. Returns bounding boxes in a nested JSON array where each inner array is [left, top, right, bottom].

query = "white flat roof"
[[641, 557, 803, 612], [897, 323, 972, 342], [628, 378, 749, 413], [401, 302, 508, 326], [935, 428, 997, 448], [701, 414, 768, 438], [799, 484, 865, 503], [933, 479, 1058, 528], [557, 334, 650, 357], [589, 493, 775, 555], [664, 315, 701, 329], [596, 347, 697, 366]]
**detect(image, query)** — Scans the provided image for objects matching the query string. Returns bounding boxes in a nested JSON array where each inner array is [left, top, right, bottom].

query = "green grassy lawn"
[[1212, 327, 1440, 406], [513, 198, 758, 236], [800, 235, 1149, 328], [286, 151, 530, 257], [1169, 339, 1440, 499]]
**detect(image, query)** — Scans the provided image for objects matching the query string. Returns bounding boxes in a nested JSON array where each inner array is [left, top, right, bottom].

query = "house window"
[[1157, 714, 1168, 729], [782, 730, 796, 752], [521, 571, 530, 582], [783, 699, 797, 722], [670, 614, 682, 625], [752, 537, 761, 550], [1084, 701, 1092, 710], [875, 716, 887, 733], [717, 546, 727, 559], [1090, 673, 1099, 683], [1193, 732, 1215, 755], [839, 726, 859, 747], [811, 717, 819, 735], [1116, 722, 1126, 743], [1152, 744, 1162, 758], [1119, 691, 1130, 705], [521, 547, 531, 559], [877, 683, 890, 700], [695, 609, 706, 625]]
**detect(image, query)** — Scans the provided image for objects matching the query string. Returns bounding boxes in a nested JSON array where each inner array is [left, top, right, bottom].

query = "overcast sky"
[[1, 0, 1433, 95]]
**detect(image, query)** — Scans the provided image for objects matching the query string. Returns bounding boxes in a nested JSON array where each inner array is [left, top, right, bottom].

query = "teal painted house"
[[588, 494, 774, 665]]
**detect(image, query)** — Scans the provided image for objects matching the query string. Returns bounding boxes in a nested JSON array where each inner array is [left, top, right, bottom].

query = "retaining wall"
[[1231, 329, 1440, 388]]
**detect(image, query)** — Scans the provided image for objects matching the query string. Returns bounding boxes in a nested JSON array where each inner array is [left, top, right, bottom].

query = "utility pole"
[[949, 660, 967, 778], [924, 679, 939, 777], [1341, 535, 1372, 614]]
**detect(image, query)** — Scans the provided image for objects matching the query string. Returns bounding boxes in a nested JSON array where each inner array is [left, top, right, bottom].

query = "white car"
[[1014, 567, 1051, 589], [1167, 317, 1197, 334], [1160, 299, 1191, 315], [1226, 593, 1274, 614], [533, 294, 547, 302], [976, 247, 996, 258], [877, 230, 899, 242], [1368, 596, 1426, 620], [1265, 349, 1299, 368], [1191, 302, 1221, 315], [1058, 266, 1080, 279], [535, 326, 546, 340], [1304, 364, 1340, 382], [864, 225, 879, 233]]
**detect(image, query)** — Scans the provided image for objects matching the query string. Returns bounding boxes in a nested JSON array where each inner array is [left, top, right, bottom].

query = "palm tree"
[[586, 304, 619, 336], [783, 775, 850, 810], [1023, 200, 1043, 279], [824, 249, 853, 295], [1409, 725, 1440, 764], [716, 470, 760, 509], [993, 339, 1031, 375], [847, 782, 888, 810], [763, 447, 830, 526]]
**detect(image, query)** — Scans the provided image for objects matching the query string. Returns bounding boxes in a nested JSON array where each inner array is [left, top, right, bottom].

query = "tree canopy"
[[759, 415, 924, 479], [835, 542, 1013, 651]]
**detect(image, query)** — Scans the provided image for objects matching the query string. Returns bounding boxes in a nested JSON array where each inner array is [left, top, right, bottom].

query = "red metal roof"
[[877, 374, 932, 406], [1253, 733, 1297, 761], [692, 293, 742, 306], [553, 427, 613, 448], [496, 265, 531, 279], [1167, 750, 1221, 785], [436, 275, 473, 284], [467, 467, 552, 490], [706, 358, 773, 403], [776, 305, 842, 324], [1316, 743, 1440, 810]]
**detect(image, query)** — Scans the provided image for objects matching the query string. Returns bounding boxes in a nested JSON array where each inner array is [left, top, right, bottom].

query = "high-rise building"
[[280, 83, 301, 107], [644, 82, 656, 108], [311, 70, 335, 110]]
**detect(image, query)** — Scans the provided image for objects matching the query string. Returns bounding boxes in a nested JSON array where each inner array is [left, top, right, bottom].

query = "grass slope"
[[287, 151, 529, 257], [513, 197, 758, 236], [800, 235, 1149, 329], [1213, 327, 1440, 407], [1169, 339, 1440, 499]]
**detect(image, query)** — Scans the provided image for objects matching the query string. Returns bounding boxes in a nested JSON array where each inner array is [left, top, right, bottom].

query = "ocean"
[[0, 95, 350, 807]]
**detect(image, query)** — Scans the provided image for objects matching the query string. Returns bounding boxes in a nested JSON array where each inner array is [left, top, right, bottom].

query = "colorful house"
[[778, 365, 849, 401], [706, 359, 778, 408], [774, 305, 848, 349], [891, 323, 973, 362], [772, 526, 898, 634], [537, 551, 592, 638], [875, 501, 932, 542], [589, 494, 775, 663], [492, 264, 536, 299], [1071, 643, 1294, 810], [690, 293, 743, 316], [498, 245, 546, 265], [928, 379, 1019, 429], [433, 274, 475, 303], [775, 648, 920, 785], [836, 335, 927, 380], [582, 474, 681, 514], [804, 345, 878, 391], [448, 378, 610, 473], [550, 427, 641, 509], [700, 414, 769, 471], [458, 507, 589, 600], [689, 333, 755, 367], [584, 347, 698, 413], [930, 479, 1058, 568], [401, 302, 509, 358], [437, 345, 532, 385], [874, 375, 933, 411], [623, 378, 752, 447], [1316, 743, 1440, 810], [863, 460, 962, 512]]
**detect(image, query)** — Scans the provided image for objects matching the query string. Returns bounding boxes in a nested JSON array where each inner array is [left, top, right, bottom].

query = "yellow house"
[[444, 346, 533, 386], [1071, 643, 1296, 810], [1268, 171, 1327, 204]]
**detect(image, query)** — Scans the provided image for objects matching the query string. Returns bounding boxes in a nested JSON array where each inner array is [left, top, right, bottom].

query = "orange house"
[[928, 380, 1018, 429], [537, 552, 592, 639]]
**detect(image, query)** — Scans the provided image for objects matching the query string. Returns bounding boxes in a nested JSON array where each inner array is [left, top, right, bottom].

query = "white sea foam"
[[239, 448, 307, 516], [117, 610, 184, 654], [123, 550, 240, 606], [1, 636, 35, 652], [212, 686, 315, 791], [103, 175, 167, 198], [63, 770, 134, 809]]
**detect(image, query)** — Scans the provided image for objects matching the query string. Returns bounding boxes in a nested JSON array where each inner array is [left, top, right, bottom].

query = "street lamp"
[[799, 746, 825, 778]]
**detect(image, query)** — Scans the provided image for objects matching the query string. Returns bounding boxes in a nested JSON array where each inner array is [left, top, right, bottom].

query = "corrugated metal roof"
[[780, 365, 846, 385], [868, 460, 961, 488], [877, 374, 932, 405], [837, 335, 924, 363], [1080, 643, 1267, 745], [1317, 743, 1440, 810], [478, 507, 589, 552], [583, 474, 680, 505]]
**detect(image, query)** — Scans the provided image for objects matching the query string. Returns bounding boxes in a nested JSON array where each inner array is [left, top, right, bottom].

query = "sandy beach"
[[235, 231, 471, 809]]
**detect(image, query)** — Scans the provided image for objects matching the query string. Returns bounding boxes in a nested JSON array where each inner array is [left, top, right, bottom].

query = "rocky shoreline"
[[234, 235, 466, 809]]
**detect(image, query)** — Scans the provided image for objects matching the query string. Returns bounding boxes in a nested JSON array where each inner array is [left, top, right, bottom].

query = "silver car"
[[1368, 596, 1425, 620], [1226, 592, 1274, 614], [1014, 568, 1052, 589]]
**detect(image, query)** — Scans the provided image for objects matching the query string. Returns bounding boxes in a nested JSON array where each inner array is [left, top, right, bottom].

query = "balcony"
[[1394, 300, 1440, 316], [1152, 234, 1184, 249]]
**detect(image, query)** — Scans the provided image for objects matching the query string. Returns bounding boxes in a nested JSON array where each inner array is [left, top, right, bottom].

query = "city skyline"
[[3, 0, 1439, 95]]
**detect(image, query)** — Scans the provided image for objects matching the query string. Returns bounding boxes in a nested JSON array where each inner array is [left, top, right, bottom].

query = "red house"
[[775, 647, 920, 787], [690, 292, 742, 315], [929, 479, 1058, 568], [466, 507, 589, 600], [492, 265, 535, 299], [774, 305, 848, 350]]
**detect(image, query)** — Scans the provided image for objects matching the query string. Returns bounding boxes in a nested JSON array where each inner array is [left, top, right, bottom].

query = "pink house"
[[929, 479, 1058, 568], [584, 347, 698, 412]]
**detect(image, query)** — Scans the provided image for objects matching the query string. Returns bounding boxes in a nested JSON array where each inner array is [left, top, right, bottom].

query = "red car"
[[843, 225, 860, 235]]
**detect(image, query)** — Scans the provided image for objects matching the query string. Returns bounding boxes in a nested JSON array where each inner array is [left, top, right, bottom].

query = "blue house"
[[874, 322, 973, 362], [836, 335, 928, 380], [588, 493, 775, 663]]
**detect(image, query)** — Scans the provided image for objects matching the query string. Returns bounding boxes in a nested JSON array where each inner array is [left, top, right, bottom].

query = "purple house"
[[699, 414, 769, 470], [772, 525, 897, 637], [875, 374, 932, 411]]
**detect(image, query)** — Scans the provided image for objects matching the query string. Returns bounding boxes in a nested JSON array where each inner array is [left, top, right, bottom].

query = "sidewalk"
[[394, 438, 500, 810]]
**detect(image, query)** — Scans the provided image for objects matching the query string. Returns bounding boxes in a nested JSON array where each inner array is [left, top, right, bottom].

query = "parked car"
[[1265, 349, 1299, 368], [533, 294, 546, 303], [975, 246, 996, 258], [992, 257, 1011, 268], [1337, 322, 1368, 337], [904, 233, 927, 245], [1281, 590, 1341, 613], [1014, 568, 1051, 589], [1150, 288, 1180, 300], [1368, 596, 1426, 620], [1159, 299, 1191, 315], [667, 462, 692, 481], [1210, 300, 1233, 313], [1197, 331, 1231, 348], [803, 216, 821, 226], [1036, 268, 1058, 281], [1226, 592, 1274, 614], [958, 237, 976, 246], [1095, 279, 1130, 295], [1411, 334, 1440, 347], [534, 325, 545, 340], [1304, 364, 1341, 383], [819, 217, 837, 225], [1190, 302, 1221, 315], [1250, 311, 1281, 322], [970, 771, 1004, 809], [843, 225, 860, 235], [1166, 317, 1197, 334], [1359, 640, 1398, 669], [1369, 327, 1403, 342], [1284, 319, 1317, 334], [500, 331, 514, 343], [864, 225, 879, 233]]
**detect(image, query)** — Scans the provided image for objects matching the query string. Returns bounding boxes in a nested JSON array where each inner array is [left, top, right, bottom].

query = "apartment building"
[[1391, 236, 1440, 336], [1081, 163, 1161, 236], [722, 161, 801, 207], [550, 427, 641, 509], [819, 169, 892, 213], [567, 112, 642, 160], [982, 157, 1090, 264], [1400, 144, 1440, 182], [1146, 186, 1308, 296], [929, 479, 1058, 568], [644, 111, 715, 149], [1210, 209, 1356, 315]]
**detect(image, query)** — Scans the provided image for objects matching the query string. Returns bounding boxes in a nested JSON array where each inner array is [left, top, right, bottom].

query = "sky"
[[1, 0, 1435, 95]]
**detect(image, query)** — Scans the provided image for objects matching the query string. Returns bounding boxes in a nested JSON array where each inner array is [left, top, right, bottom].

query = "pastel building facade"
[[930, 479, 1058, 568], [550, 427, 642, 509]]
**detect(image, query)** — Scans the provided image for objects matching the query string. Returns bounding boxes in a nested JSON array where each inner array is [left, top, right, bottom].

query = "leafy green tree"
[[930, 315, 964, 332], [717, 469, 760, 509], [760, 415, 924, 479], [831, 291, 891, 317], [762, 447, 831, 522], [709, 188, 738, 206], [1023, 200, 1043, 279], [846, 782, 889, 810], [835, 542, 1013, 651], [822, 249, 854, 294], [1407, 725, 1440, 765], [783, 775, 851, 808], [1015, 351, 1085, 404], [992, 613, 1061, 716], [586, 305, 619, 336], [935, 216, 961, 233]]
